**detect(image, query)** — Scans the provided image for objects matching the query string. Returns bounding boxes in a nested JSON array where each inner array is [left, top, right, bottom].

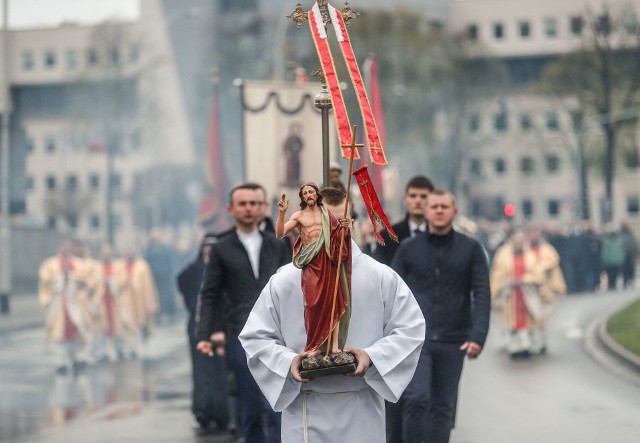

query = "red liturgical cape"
[[293, 206, 351, 353]]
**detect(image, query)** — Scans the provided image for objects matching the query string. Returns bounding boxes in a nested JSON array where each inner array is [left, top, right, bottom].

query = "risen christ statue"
[[276, 183, 351, 356]]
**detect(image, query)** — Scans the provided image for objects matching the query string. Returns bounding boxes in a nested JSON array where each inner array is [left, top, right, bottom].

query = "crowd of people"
[[38, 239, 160, 374], [36, 172, 638, 442]]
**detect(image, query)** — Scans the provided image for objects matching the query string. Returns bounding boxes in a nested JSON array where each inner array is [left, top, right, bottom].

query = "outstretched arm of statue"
[[275, 194, 299, 238]]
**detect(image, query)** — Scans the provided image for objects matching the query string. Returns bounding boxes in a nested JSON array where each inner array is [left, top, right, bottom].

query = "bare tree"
[[538, 3, 640, 223]]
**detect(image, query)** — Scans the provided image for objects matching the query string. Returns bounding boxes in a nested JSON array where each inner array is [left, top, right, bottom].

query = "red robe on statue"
[[293, 206, 352, 353]]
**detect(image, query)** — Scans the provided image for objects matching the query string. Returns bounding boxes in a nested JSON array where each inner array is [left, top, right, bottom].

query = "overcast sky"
[[1, 0, 139, 29]]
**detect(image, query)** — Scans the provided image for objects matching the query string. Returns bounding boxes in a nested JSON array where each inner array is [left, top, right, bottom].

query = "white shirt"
[[408, 220, 427, 236], [237, 229, 263, 278]]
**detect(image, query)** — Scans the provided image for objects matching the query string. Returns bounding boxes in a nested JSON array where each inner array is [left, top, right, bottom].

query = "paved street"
[[1, 289, 639, 442]]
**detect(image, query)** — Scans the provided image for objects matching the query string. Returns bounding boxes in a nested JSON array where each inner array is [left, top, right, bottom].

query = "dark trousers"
[[226, 335, 281, 443], [388, 340, 465, 443], [188, 329, 229, 428]]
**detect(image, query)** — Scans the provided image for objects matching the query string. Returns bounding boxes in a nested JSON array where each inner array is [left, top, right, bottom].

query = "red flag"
[[352, 165, 397, 245], [363, 56, 386, 203], [198, 78, 227, 229]]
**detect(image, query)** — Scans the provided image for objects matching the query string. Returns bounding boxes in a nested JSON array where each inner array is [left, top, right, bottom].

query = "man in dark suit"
[[373, 175, 435, 266], [196, 183, 290, 443], [217, 182, 293, 257]]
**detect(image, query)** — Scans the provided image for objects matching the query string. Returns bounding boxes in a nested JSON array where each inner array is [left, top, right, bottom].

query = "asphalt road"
[[452, 289, 640, 443], [1, 290, 639, 442]]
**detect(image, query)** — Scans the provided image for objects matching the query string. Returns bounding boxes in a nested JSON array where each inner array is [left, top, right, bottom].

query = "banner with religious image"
[[239, 80, 337, 206]]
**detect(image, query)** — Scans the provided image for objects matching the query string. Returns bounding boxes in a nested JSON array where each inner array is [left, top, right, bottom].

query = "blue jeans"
[[400, 340, 465, 443], [226, 335, 281, 443]]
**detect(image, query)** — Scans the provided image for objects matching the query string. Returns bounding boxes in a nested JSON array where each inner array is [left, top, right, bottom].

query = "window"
[[90, 214, 100, 229], [522, 199, 534, 218], [519, 21, 530, 38], [546, 154, 560, 173], [87, 48, 99, 67], [548, 199, 560, 216], [111, 213, 122, 230], [520, 156, 535, 175], [110, 173, 122, 191], [46, 176, 56, 191], [25, 139, 34, 153], [44, 50, 56, 69], [544, 18, 557, 38], [67, 215, 78, 229], [65, 49, 78, 70], [493, 22, 504, 39], [66, 175, 78, 191], [546, 112, 559, 130], [22, 51, 35, 71], [467, 24, 478, 40], [623, 13, 637, 35], [495, 112, 508, 132], [129, 43, 140, 63], [45, 137, 56, 154], [597, 15, 611, 35], [26, 176, 34, 191], [47, 216, 56, 229], [469, 114, 480, 132], [520, 114, 532, 131], [469, 159, 482, 178], [89, 174, 100, 191], [628, 196, 640, 215], [570, 16, 583, 36], [108, 47, 120, 66], [494, 158, 507, 175]]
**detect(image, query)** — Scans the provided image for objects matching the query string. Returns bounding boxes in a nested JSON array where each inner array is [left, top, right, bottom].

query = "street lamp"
[[0, 0, 11, 315]]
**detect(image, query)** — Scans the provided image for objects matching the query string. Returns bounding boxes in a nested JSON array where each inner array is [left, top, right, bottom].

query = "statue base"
[[299, 351, 357, 379]]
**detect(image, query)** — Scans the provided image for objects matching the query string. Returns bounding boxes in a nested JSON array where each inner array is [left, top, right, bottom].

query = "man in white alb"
[[240, 187, 425, 442]]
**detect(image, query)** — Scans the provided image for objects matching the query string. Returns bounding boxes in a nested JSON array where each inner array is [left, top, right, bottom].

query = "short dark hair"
[[319, 187, 346, 206], [229, 183, 260, 204], [299, 182, 323, 209], [405, 175, 435, 194], [243, 182, 267, 202]]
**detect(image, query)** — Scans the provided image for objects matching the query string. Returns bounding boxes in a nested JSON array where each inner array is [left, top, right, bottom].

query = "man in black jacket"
[[392, 189, 490, 443], [373, 175, 434, 266], [196, 184, 290, 443]]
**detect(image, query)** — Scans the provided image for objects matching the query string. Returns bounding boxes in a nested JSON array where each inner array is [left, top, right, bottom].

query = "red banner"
[[308, 6, 360, 161], [352, 165, 397, 245]]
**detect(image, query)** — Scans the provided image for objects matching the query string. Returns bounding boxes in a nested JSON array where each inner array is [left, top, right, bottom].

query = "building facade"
[[451, 0, 640, 233], [1, 0, 195, 248]]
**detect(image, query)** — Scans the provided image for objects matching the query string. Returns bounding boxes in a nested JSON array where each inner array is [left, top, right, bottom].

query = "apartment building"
[[451, 0, 640, 231], [1, 0, 194, 247]]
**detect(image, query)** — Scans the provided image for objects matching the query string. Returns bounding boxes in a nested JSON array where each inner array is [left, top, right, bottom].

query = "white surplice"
[[239, 242, 426, 443]]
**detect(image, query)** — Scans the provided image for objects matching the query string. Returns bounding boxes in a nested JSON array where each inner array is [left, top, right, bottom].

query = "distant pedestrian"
[[177, 233, 229, 432], [491, 231, 549, 356], [39, 240, 93, 375], [391, 189, 491, 443], [144, 230, 178, 321], [601, 225, 626, 290], [373, 175, 434, 267], [621, 223, 638, 289], [116, 245, 159, 357]]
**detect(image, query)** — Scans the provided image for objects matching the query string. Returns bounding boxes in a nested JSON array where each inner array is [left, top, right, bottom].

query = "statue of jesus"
[[276, 183, 351, 357]]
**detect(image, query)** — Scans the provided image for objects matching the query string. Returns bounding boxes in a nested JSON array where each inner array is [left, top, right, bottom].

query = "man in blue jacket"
[[392, 189, 490, 443]]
